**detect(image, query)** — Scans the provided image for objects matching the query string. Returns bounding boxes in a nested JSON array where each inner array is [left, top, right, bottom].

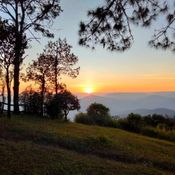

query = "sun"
[[84, 87, 94, 94]]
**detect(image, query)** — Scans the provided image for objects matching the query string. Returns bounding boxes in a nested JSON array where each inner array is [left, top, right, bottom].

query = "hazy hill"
[[120, 108, 175, 118], [75, 92, 175, 118]]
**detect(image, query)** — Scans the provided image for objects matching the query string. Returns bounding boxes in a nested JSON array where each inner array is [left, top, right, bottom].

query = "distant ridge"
[[77, 93, 175, 118], [119, 108, 175, 118]]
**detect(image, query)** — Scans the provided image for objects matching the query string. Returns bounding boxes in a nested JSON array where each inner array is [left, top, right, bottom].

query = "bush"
[[140, 126, 175, 142], [20, 90, 42, 116], [140, 127, 158, 138], [46, 90, 80, 120], [87, 103, 109, 117], [106, 118, 118, 128], [116, 118, 130, 130], [89, 114, 111, 126], [75, 103, 117, 128], [126, 113, 142, 132], [116, 114, 142, 132], [75, 112, 94, 124], [45, 97, 64, 119]]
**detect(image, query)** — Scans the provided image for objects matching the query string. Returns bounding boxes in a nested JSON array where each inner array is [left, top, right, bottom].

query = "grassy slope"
[[0, 116, 175, 175]]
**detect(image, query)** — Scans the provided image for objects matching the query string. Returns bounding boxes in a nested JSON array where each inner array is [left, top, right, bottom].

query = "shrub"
[[116, 114, 142, 132], [140, 127, 158, 138], [89, 114, 111, 126], [126, 113, 142, 132], [75, 112, 94, 124], [75, 103, 117, 128], [45, 97, 64, 119], [87, 103, 109, 117], [86, 103, 113, 126], [20, 90, 42, 116], [106, 118, 118, 128], [46, 90, 80, 120]]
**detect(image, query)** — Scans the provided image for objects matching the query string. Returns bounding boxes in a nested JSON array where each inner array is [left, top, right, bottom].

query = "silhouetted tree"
[[44, 39, 80, 94], [0, 20, 15, 118], [79, 0, 175, 52], [127, 113, 142, 132], [87, 103, 109, 117], [26, 54, 53, 116], [86, 103, 112, 125], [46, 90, 80, 120], [151, 114, 167, 127], [20, 87, 42, 115], [0, 0, 62, 114], [45, 96, 63, 119], [58, 90, 80, 120], [0, 67, 5, 114]]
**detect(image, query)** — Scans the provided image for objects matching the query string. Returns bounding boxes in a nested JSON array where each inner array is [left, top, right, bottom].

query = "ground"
[[0, 116, 175, 175]]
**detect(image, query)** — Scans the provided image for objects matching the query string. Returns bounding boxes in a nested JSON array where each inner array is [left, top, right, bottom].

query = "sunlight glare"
[[84, 87, 94, 94]]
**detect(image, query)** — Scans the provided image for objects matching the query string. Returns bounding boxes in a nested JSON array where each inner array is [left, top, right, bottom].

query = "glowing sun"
[[84, 87, 94, 94]]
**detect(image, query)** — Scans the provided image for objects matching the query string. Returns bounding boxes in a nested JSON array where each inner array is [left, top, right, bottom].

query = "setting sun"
[[84, 87, 94, 94]]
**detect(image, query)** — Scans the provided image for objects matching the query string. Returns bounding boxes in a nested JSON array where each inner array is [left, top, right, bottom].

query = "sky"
[[23, 0, 175, 93]]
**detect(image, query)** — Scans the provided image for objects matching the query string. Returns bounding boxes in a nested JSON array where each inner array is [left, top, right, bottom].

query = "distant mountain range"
[[70, 92, 175, 119], [119, 108, 175, 118]]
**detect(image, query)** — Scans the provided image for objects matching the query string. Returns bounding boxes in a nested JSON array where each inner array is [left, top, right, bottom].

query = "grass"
[[0, 115, 175, 175]]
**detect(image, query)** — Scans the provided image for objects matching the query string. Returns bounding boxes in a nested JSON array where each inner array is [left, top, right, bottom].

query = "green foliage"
[[127, 113, 142, 132], [0, 0, 62, 113], [43, 38, 80, 94], [45, 97, 64, 119], [140, 126, 175, 142], [46, 90, 80, 120], [75, 103, 118, 127], [79, 0, 175, 52], [87, 103, 109, 117], [116, 113, 175, 142], [75, 112, 93, 124], [116, 118, 131, 130], [86, 103, 112, 126], [20, 89, 42, 116]]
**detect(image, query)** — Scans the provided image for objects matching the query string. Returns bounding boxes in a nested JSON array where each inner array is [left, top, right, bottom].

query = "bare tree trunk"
[[0, 86, 5, 114], [6, 69, 11, 119], [54, 56, 58, 95], [13, 63, 20, 114], [64, 110, 68, 121], [55, 75, 58, 95], [2, 86, 5, 112], [41, 77, 45, 117], [13, 3, 20, 115]]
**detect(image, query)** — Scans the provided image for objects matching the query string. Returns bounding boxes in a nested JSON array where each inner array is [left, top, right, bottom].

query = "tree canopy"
[[46, 90, 80, 120], [0, 0, 62, 114], [79, 0, 175, 52], [43, 38, 80, 94]]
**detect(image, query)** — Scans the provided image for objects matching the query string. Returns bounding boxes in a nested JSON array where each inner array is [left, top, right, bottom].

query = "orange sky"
[[19, 68, 175, 94]]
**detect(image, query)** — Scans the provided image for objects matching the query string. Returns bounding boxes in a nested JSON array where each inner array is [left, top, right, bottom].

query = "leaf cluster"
[[79, 0, 175, 52]]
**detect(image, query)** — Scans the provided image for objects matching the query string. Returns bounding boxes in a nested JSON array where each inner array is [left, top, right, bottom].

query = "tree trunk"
[[41, 77, 45, 117], [64, 110, 68, 121], [13, 63, 20, 114], [13, 32, 22, 115], [55, 57, 58, 94], [0, 86, 5, 114], [6, 69, 11, 119], [55, 77, 58, 95], [13, 4, 21, 115]]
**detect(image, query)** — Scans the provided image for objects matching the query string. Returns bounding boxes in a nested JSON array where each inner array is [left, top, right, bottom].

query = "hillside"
[[0, 116, 175, 175]]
